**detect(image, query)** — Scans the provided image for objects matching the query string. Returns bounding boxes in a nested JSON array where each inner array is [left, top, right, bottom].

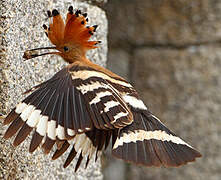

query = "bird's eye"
[[64, 46, 69, 52]]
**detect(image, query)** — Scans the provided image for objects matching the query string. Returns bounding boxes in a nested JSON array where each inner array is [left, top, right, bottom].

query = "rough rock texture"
[[104, 0, 221, 180], [0, 0, 107, 179], [106, 0, 221, 47], [106, 50, 130, 80], [130, 46, 221, 180]]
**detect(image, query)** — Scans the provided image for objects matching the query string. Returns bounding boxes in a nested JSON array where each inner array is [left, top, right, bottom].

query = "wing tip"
[[13, 123, 32, 147], [63, 146, 77, 168], [52, 141, 70, 160], [3, 109, 18, 125], [3, 117, 24, 139], [112, 141, 202, 168], [112, 150, 201, 168], [29, 132, 44, 153]]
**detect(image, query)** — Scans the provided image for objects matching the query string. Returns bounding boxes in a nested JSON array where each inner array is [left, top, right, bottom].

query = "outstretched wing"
[[3, 62, 133, 159], [3, 60, 201, 170], [112, 100, 202, 167]]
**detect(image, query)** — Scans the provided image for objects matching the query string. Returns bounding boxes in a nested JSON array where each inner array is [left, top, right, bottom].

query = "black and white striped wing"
[[112, 107, 202, 167], [3, 65, 132, 154], [51, 129, 113, 171], [100, 76, 202, 167], [69, 65, 133, 129]]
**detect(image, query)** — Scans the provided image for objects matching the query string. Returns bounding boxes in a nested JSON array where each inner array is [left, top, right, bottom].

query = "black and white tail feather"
[[3, 63, 201, 171]]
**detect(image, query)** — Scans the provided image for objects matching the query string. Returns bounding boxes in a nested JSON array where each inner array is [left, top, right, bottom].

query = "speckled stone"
[[104, 0, 221, 180], [107, 49, 130, 81], [106, 0, 221, 47], [129, 45, 221, 180], [0, 0, 107, 179]]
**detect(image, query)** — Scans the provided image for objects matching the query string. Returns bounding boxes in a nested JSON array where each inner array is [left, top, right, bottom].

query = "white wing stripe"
[[56, 125, 65, 140], [104, 101, 120, 112], [47, 120, 56, 140], [122, 95, 147, 110], [36, 115, 48, 136], [76, 81, 107, 94], [71, 70, 132, 88], [20, 105, 35, 121], [67, 128, 75, 136], [113, 130, 192, 149], [112, 112, 128, 123], [89, 91, 112, 105], [74, 134, 87, 151], [15, 102, 28, 114], [26, 109, 41, 127]]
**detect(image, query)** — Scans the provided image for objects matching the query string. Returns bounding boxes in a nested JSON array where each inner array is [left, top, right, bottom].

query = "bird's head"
[[23, 6, 100, 63]]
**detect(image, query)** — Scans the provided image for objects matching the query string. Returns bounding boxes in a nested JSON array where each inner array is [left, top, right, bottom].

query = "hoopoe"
[[3, 6, 201, 172]]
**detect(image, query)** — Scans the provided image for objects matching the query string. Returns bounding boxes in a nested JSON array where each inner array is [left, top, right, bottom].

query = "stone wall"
[[104, 1, 221, 180], [0, 0, 107, 179]]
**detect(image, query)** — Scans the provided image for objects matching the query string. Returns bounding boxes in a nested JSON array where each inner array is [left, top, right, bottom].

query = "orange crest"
[[43, 6, 100, 51]]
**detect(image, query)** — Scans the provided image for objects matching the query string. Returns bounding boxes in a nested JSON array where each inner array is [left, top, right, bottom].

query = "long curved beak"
[[23, 46, 58, 60]]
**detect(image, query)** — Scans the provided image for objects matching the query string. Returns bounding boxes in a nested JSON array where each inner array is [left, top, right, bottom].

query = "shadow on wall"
[[102, 0, 221, 180]]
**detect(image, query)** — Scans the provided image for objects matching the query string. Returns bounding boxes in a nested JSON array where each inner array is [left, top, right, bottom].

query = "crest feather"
[[46, 6, 100, 50]]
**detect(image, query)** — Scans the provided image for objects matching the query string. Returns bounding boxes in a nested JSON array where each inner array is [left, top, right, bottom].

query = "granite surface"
[[106, 0, 221, 47], [0, 0, 107, 179]]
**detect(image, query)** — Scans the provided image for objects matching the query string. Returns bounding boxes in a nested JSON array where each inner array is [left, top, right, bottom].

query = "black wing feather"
[[3, 64, 130, 169], [112, 109, 202, 167], [4, 62, 201, 171]]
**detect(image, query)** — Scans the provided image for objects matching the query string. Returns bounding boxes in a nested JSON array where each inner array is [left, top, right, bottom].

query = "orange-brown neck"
[[57, 45, 86, 64]]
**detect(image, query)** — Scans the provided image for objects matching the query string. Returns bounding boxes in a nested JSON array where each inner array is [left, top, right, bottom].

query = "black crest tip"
[[95, 41, 102, 45], [68, 6, 73, 14], [43, 24, 47, 30], [93, 25, 98, 32], [75, 9, 81, 17], [52, 9, 59, 16]]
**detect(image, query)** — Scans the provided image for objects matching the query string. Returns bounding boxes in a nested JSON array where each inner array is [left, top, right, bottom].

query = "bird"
[[3, 6, 201, 172]]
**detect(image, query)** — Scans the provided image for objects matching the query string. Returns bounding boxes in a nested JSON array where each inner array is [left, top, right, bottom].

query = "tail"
[[112, 110, 201, 167]]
